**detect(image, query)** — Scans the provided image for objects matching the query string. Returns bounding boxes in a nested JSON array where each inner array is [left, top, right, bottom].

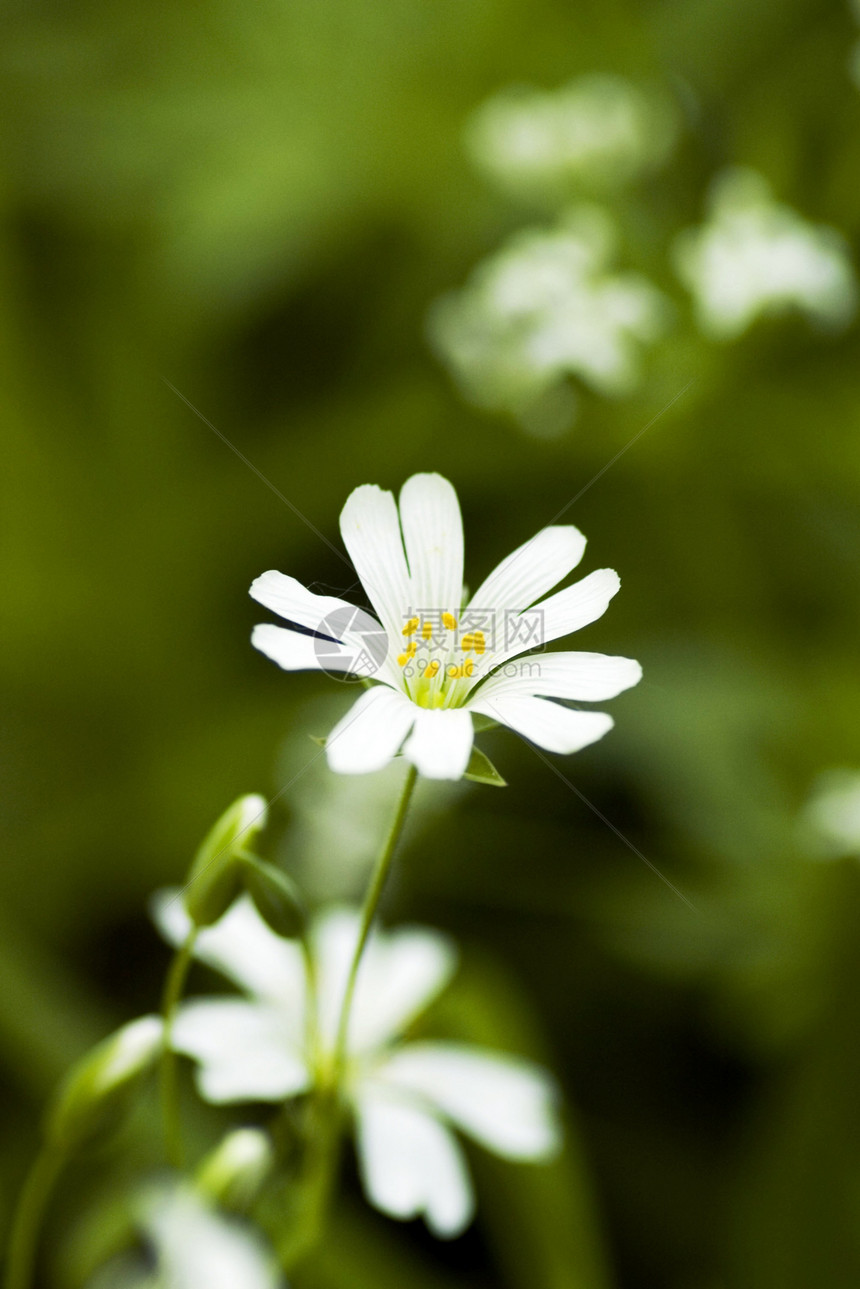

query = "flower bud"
[[184, 795, 268, 928], [195, 1129, 274, 1211], [46, 1016, 164, 1150], [240, 855, 305, 939]]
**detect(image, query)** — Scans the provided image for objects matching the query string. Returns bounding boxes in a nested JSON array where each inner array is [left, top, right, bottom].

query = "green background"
[[2, 0, 860, 1285]]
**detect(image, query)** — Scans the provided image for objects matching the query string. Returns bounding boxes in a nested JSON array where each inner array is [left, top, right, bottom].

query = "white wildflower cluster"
[[427, 213, 667, 434], [673, 169, 856, 339], [154, 895, 561, 1237], [11, 470, 637, 1289], [431, 76, 858, 434], [466, 74, 677, 198]]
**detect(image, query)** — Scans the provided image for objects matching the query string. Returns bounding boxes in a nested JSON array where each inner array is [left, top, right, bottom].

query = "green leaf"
[[472, 713, 499, 733], [464, 746, 507, 787]]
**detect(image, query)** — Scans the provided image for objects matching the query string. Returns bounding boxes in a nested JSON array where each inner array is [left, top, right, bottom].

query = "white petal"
[[472, 651, 641, 703], [251, 624, 362, 674], [251, 572, 393, 682], [143, 1188, 285, 1289], [250, 571, 357, 632], [467, 525, 587, 615], [339, 483, 412, 642], [351, 929, 457, 1053], [528, 567, 621, 646], [325, 687, 416, 775], [311, 909, 457, 1056], [398, 473, 464, 618], [402, 707, 474, 780], [171, 999, 309, 1103], [462, 567, 622, 692], [152, 892, 308, 1010], [470, 693, 614, 754], [354, 1086, 475, 1237], [377, 1042, 561, 1161]]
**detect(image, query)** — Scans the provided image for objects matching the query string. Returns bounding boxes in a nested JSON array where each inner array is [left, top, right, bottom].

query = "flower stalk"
[[3, 1143, 65, 1289], [281, 762, 418, 1271], [160, 928, 197, 1168], [331, 762, 418, 1086]]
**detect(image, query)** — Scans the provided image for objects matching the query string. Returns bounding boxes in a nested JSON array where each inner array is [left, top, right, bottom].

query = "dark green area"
[[2, 0, 860, 1285]]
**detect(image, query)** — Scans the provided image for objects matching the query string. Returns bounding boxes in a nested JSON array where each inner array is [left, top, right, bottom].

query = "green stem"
[[279, 762, 419, 1273], [277, 1093, 342, 1270], [160, 928, 197, 1169], [332, 762, 418, 1081], [4, 1143, 65, 1289]]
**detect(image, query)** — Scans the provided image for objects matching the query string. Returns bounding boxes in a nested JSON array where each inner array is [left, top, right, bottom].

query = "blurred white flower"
[[252, 472, 641, 779], [804, 769, 860, 857], [154, 896, 562, 1238], [88, 1185, 285, 1289], [428, 211, 667, 433], [466, 75, 677, 197], [142, 1188, 284, 1289], [674, 168, 856, 339]]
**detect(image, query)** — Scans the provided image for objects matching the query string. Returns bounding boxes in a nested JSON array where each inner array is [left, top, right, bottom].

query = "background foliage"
[[2, 1, 860, 1285]]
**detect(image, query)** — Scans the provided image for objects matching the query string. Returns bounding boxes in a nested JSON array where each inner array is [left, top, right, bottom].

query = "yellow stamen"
[[397, 653, 409, 667], [402, 617, 419, 636], [447, 664, 463, 679], [442, 612, 458, 631], [421, 619, 433, 641], [463, 658, 475, 677], [405, 641, 417, 659], [425, 660, 440, 679], [461, 630, 486, 655]]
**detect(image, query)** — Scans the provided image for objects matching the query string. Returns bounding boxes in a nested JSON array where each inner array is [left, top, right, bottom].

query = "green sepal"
[[46, 1016, 164, 1151], [240, 854, 306, 939], [471, 713, 499, 733], [184, 795, 268, 927], [309, 735, 327, 747], [464, 746, 507, 787], [184, 857, 243, 928]]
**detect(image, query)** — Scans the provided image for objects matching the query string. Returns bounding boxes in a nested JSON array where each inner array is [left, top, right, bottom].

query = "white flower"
[[674, 168, 856, 339], [804, 769, 860, 858], [427, 211, 667, 433], [88, 1185, 285, 1289], [154, 895, 562, 1238], [251, 472, 641, 779], [466, 75, 678, 197]]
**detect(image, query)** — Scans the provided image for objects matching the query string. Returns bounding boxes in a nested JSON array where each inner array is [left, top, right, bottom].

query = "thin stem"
[[4, 1143, 65, 1289], [332, 762, 418, 1081], [159, 928, 197, 1169], [279, 762, 419, 1274], [276, 1092, 342, 1271]]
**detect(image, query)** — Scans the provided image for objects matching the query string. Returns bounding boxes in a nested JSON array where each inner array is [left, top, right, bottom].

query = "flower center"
[[396, 612, 487, 708]]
